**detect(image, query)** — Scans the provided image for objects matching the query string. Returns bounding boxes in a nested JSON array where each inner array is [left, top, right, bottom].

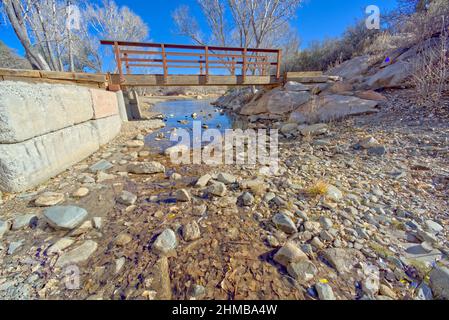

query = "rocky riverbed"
[[0, 90, 448, 300]]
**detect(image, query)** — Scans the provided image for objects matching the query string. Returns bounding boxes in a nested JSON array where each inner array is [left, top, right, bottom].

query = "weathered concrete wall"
[[0, 122, 99, 192], [91, 115, 122, 146], [0, 81, 123, 193], [0, 82, 93, 143]]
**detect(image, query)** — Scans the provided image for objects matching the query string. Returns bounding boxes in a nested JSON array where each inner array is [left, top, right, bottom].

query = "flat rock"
[[89, 160, 113, 173], [127, 161, 165, 174], [7, 239, 24, 255], [72, 187, 89, 198], [289, 95, 378, 124], [321, 248, 366, 273], [44, 206, 88, 230], [35, 192, 64, 207], [284, 81, 310, 92], [47, 238, 75, 255], [126, 140, 145, 148], [12, 214, 38, 230], [55, 240, 98, 267]]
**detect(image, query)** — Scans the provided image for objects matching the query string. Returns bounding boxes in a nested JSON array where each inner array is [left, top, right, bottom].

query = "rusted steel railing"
[[100, 40, 282, 84]]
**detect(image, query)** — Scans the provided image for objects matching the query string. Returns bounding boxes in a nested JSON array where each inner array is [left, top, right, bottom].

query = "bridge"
[[101, 40, 284, 87]]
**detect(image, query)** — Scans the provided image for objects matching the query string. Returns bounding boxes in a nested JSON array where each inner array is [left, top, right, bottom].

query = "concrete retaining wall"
[[0, 81, 123, 193]]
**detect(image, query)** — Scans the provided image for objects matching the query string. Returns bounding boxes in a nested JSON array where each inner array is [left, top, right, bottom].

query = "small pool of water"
[[145, 99, 245, 153]]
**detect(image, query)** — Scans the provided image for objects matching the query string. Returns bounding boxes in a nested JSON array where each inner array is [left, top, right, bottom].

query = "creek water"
[[145, 99, 247, 153]]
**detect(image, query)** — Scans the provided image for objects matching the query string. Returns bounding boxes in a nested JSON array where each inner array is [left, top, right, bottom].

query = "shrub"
[[410, 19, 448, 108]]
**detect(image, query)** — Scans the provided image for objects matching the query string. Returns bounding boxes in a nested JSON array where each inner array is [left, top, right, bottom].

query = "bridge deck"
[[109, 74, 281, 86]]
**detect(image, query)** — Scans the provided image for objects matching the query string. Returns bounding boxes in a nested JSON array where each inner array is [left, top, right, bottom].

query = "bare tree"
[[1, 0, 51, 70], [1, 0, 149, 72], [173, 0, 302, 49]]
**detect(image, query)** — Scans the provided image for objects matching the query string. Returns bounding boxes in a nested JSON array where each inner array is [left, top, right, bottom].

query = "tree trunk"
[[4, 0, 51, 70]]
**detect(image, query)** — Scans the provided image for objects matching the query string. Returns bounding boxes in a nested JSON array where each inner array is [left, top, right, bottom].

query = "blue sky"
[[0, 0, 399, 56]]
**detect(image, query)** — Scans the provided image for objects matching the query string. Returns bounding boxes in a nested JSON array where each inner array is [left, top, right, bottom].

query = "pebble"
[[55, 240, 98, 267], [117, 191, 138, 206], [181, 221, 201, 241], [47, 238, 75, 255], [115, 257, 126, 274], [93, 217, 103, 230], [315, 283, 336, 300], [207, 182, 227, 197], [115, 233, 132, 246], [89, 160, 113, 173], [195, 174, 212, 188], [12, 214, 38, 230], [176, 189, 191, 202], [425, 220, 443, 234], [8, 240, 24, 255], [272, 212, 297, 234], [326, 185, 343, 202], [217, 173, 236, 184], [126, 140, 145, 148], [35, 192, 64, 207], [0, 220, 9, 238], [239, 192, 255, 206], [319, 216, 333, 230], [72, 187, 89, 198]]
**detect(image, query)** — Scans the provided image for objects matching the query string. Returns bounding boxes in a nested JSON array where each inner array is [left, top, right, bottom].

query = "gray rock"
[[44, 206, 88, 230], [368, 145, 387, 156], [299, 123, 328, 136], [289, 95, 378, 125], [12, 214, 38, 230], [315, 282, 336, 300], [272, 213, 297, 234], [425, 220, 443, 234], [181, 221, 201, 241], [195, 174, 212, 188], [287, 260, 317, 281], [35, 192, 64, 207], [239, 192, 255, 206], [284, 81, 310, 92], [321, 248, 366, 273], [280, 123, 299, 135], [207, 182, 227, 197], [55, 240, 98, 267], [127, 161, 165, 174], [326, 185, 343, 202], [430, 267, 449, 300], [89, 160, 113, 173], [217, 173, 236, 184], [416, 283, 433, 300], [273, 242, 308, 267], [319, 216, 333, 230], [153, 229, 178, 254], [189, 284, 206, 298], [117, 191, 137, 206], [7, 239, 24, 255], [175, 189, 191, 202], [47, 237, 75, 255], [0, 220, 10, 238]]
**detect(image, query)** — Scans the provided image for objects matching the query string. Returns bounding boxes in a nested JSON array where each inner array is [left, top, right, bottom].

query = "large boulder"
[[364, 60, 413, 89], [240, 89, 311, 116], [213, 88, 254, 111], [288, 94, 379, 124], [327, 55, 371, 81]]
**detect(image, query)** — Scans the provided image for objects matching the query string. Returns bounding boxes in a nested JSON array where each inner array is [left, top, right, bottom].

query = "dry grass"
[[306, 180, 330, 197], [410, 19, 448, 108]]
